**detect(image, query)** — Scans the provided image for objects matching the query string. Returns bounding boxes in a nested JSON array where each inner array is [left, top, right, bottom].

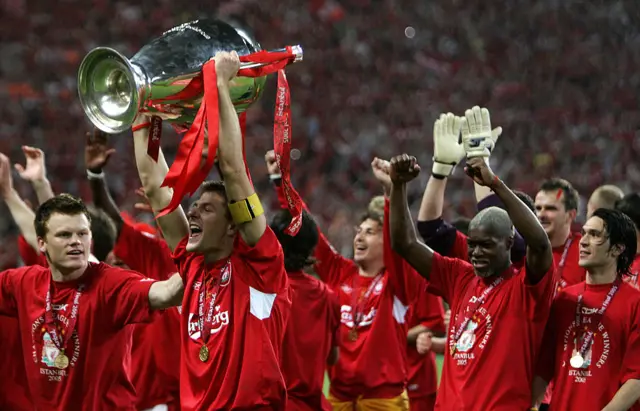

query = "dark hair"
[[359, 211, 383, 226], [592, 208, 637, 276], [514, 190, 535, 213], [270, 209, 319, 272], [452, 217, 471, 236], [539, 178, 580, 211], [35, 194, 91, 238], [86, 205, 117, 262], [615, 193, 640, 229], [199, 180, 230, 218]]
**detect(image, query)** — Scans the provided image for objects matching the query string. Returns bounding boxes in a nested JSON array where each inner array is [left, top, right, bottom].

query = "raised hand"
[[0, 153, 13, 197], [14, 146, 47, 183], [461, 106, 495, 158], [371, 157, 392, 193], [464, 157, 498, 187], [416, 331, 433, 355], [264, 150, 281, 176], [432, 113, 465, 178], [134, 187, 153, 213], [389, 154, 421, 184], [213, 51, 240, 83], [85, 128, 115, 172]]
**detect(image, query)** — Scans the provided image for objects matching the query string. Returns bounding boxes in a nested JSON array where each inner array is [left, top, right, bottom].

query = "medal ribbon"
[[556, 235, 575, 289], [198, 260, 230, 344], [154, 48, 297, 217], [572, 277, 621, 359], [44, 281, 84, 353], [351, 273, 384, 331], [449, 270, 513, 355]]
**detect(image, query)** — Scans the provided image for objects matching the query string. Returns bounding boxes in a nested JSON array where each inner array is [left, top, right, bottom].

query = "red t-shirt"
[[406, 288, 445, 400], [18, 235, 48, 267], [0, 263, 157, 411], [0, 316, 32, 410], [112, 220, 181, 409], [173, 227, 291, 411], [311, 199, 425, 400], [624, 255, 640, 289], [281, 270, 340, 410], [428, 254, 555, 410], [538, 281, 640, 410], [553, 232, 586, 290]]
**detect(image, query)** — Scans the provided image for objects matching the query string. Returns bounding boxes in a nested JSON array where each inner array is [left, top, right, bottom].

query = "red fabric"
[[406, 289, 445, 400], [281, 271, 340, 410], [0, 316, 32, 410], [409, 393, 436, 411], [537, 281, 640, 410], [427, 254, 556, 410], [158, 48, 297, 217], [0, 263, 157, 411], [17, 235, 48, 267], [112, 220, 181, 409], [623, 254, 640, 289], [171, 228, 291, 410]]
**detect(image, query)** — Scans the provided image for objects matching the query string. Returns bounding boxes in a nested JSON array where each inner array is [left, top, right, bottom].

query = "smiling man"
[[132, 51, 290, 410], [533, 209, 640, 410], [0, 194, 183, 411], [388, 106, 555, 410]]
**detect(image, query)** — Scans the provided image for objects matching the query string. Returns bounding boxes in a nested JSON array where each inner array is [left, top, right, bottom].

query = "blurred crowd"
[[1, 0, 639, 267]]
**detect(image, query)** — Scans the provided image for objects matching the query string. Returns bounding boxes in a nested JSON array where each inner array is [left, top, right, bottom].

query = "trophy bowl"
[[77, 19, 281, 134]]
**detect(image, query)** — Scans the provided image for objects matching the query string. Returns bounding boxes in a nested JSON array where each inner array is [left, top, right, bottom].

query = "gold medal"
[[199, 345, 210, 362], [348, 329, 358, 342], [54, 353, 69, 370], [570, 353, 584, 369]]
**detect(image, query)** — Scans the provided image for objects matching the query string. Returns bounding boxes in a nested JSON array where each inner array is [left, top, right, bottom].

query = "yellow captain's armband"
[[228, 193, 264, 224]]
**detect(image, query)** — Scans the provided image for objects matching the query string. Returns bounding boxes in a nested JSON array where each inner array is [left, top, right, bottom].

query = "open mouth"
[[67, 250, 83, 257], [472, 259, 489, 269], [579, 250, 590, 258], [189, 224, 203, 238], [354, 244, 367, 252]]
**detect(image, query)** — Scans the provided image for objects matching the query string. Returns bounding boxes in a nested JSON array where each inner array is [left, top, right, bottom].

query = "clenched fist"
[[390, 154, 421, 184], [213, 51, 240, 83]]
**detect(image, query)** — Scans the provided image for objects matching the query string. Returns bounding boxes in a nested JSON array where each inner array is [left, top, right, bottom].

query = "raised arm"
[[0, 153, 37, 250], [215, 52, 265, 246], [133, 115, 188, 251], [389, 154, 435, 280], [85, 129, 124, 232], [461, 107, 552, 282], [148, 273, 184, 309], [14, 146, 54, 204]]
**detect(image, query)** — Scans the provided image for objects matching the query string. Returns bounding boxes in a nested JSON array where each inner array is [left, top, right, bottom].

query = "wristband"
[[132, 122, 151, 132], [86, 169, 104, 180]]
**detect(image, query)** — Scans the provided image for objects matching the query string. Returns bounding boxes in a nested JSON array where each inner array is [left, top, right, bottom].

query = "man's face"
[[105, 251, 129, 269], [39, 213, 92, 274], [578, 216, 621, 269], [466, 225, 511, 278], [186, 191, 234, 254], [353, 218, 383, 267], [535, 190, 574, 238]]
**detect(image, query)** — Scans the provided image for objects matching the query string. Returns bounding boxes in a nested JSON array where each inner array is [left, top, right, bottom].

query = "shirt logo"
[[187, 306, 230, 340]]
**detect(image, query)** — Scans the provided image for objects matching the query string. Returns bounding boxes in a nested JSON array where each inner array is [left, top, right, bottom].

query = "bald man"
[[389, 154, 555, 410], [587, 184, 624, 218]]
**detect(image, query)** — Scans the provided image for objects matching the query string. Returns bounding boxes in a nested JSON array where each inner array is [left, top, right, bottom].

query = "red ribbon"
[[155, 48, 297, 217], [273, 70, 302, 235]]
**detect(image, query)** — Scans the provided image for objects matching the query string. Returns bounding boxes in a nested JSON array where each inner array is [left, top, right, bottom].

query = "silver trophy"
[[77, 18, 302, 134]]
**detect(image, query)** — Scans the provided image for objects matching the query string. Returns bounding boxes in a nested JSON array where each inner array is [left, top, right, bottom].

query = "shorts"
[[328, 391, 409, 411]]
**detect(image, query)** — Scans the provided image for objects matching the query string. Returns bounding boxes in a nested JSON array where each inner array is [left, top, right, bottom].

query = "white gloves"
[[432, 113, 466, 178], [460, 106, 502, 158]]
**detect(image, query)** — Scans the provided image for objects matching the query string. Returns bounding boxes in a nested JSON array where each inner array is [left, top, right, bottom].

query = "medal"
[[570, 353, 584, 369], [348, 329, 358, 342], [199, 345, 210, 362], [54, 353, 69, 370]]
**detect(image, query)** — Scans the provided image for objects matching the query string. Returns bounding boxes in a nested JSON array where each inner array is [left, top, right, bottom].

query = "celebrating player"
[[132, 51, 290, 410], [533, 208, 640, 410]]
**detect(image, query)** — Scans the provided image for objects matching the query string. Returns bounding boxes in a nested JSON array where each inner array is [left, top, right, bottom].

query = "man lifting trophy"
[[77, 18, 304, 229]]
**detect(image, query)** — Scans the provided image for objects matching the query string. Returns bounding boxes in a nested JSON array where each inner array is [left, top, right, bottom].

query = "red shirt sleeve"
[[113, 220, 178, 281], [383, 198, 428, 305], [97, 264, 158, 328], [232, 227, 287, 294], [426, 253, 474, 305], [327, 287, 341, 344], [521, 263, 557, 320], [17, 236, 48, 267], [449, 231, 470, 260], [621, 311, 640, 384], [0, 268, 19, 316], [416, 293, 446, 335]]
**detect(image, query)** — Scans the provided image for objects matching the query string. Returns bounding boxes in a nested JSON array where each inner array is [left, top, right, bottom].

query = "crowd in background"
[[1, 0, 639, 267]]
